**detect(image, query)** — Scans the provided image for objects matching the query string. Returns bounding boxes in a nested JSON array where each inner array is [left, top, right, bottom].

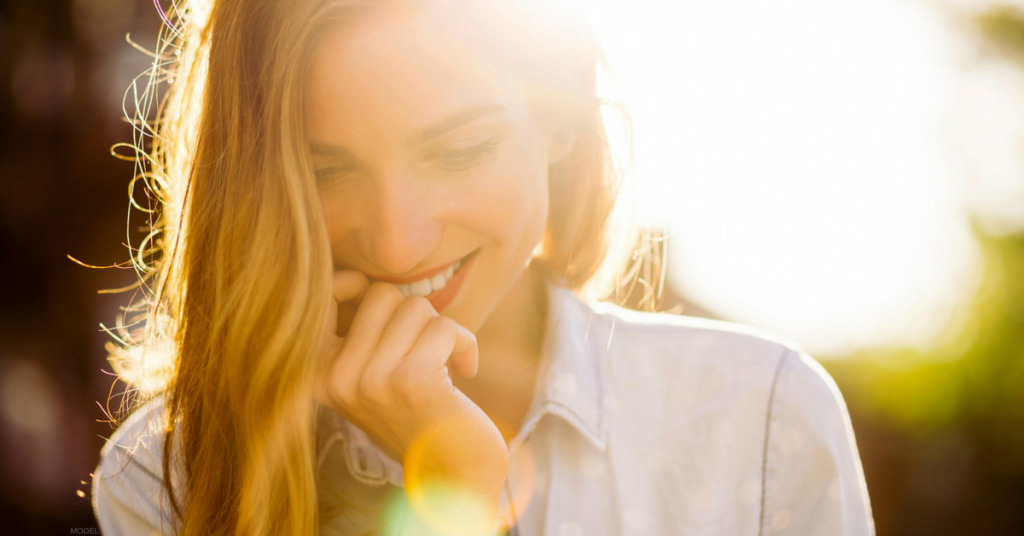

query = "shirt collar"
[[507, 282, 609, 454], [317, 280, 610, 485]]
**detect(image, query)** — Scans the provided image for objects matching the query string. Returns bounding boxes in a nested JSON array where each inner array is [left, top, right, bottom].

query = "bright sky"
[[582, 0, 1024, 356]]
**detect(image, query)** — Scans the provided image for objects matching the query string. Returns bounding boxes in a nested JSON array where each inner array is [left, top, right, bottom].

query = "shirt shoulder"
[[92, 395, 175, 536], [577, 297, 859, 428], [573, 297, 811, 453], [583, 298, 803, 387], [764, 349, 875, 535], [576, 299, 873, 534]]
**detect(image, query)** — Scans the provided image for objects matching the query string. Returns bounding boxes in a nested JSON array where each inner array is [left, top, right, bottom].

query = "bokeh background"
[[1, 0, 1022, 533]]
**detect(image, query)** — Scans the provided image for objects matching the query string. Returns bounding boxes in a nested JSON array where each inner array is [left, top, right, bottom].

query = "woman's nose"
[[356, 177, 442, 275]]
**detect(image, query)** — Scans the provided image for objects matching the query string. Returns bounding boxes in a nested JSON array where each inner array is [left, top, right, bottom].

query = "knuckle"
[[327, 364, 351, 392], [327, 383, 357, 411], [355, 374, 385, 404]]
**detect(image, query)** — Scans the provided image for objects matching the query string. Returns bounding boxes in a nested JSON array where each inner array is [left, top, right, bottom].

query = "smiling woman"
[[90, 1, 873, 535], [306, 9, 563, 331]]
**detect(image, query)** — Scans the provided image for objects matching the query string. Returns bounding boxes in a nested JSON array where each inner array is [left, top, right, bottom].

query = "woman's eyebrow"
[[308, 142, 358, 159], [307, 103, 508, 157], [415, 103, 508, 143]]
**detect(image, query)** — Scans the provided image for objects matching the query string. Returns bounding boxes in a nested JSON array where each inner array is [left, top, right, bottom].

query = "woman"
[[92, 0, 874, 534]]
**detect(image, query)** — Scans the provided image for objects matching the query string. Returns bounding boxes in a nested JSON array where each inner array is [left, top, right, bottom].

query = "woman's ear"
[[548, 126, 576, 165]]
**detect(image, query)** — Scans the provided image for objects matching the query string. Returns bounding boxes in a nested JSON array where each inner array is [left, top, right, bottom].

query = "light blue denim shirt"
[[93, 284, 874, 535]]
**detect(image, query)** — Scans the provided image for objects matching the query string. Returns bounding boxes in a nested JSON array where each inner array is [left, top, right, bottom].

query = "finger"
[[325, 282, 405, 409], [448, 322, 479, 379], [332, 270, 370, 304], [332, 271, 370, 336], [403, 316, 479, 380], [368, 296, 438, 374], [337, 282, 405, 371]]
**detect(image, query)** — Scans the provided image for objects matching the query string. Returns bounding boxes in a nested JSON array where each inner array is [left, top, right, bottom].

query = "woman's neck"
[[453, 263, 548, 438], [475, 264, 548, 373]]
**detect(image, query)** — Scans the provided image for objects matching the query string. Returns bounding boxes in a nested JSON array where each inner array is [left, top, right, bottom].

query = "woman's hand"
[[315, 270, 510, 530]]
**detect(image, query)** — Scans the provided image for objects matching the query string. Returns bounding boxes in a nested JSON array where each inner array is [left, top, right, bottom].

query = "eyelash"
[[314, 139, 500, 184], [431, 139, 500, 171], [315, 164, 355, 185]]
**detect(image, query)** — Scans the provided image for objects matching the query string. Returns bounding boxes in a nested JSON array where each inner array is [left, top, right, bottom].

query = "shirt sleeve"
[[91, 400, 175, 536], [761, 348, 875, 536]]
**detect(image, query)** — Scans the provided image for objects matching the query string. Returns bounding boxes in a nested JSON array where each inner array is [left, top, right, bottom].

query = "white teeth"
[[409, 279, 433, 297], [392, 257, 464, 298]]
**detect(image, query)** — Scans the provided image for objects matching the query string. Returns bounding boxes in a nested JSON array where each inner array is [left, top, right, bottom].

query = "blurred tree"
[[821, 6, 1024, 534], [828, 221, 1024, 473]]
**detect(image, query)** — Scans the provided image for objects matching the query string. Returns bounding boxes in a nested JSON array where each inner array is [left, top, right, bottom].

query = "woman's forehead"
[[304, 10, 527, 146]]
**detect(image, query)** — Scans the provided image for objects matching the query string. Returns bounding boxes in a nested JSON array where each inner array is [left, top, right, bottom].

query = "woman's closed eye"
[[315, 162, 357, 185], [429, 139, 500, 171], [314, 137, 502, 185]]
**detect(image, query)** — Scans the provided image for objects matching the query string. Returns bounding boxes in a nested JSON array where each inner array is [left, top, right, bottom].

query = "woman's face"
[[303, 11, 563, 332]]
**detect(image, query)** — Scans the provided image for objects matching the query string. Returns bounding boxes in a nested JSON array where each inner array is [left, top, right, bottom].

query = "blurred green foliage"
[[825, 6, 1024, 478], [979, 5, 1024, 62], [827, 221, 1024, 474]]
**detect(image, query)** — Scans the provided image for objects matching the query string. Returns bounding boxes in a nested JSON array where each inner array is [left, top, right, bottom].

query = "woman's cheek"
[[320, 194, 349, 241], [320, 187, 369, 266], [473, 149, 549, 242]]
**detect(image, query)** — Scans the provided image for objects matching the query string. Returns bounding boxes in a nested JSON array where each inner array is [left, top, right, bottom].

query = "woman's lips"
[[367, 256, 462, 287], [425, 249, 478, 312], [359, 249, 478, 311]]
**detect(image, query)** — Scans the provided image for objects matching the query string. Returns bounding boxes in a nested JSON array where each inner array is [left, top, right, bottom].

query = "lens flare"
[[403, 415, 502, 535]]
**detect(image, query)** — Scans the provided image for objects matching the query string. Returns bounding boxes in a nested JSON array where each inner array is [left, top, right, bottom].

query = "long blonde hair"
[[107, 0, 643, 534]]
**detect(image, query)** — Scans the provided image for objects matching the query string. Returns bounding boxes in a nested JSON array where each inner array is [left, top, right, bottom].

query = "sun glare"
[[582, 0, 1023, 356]]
